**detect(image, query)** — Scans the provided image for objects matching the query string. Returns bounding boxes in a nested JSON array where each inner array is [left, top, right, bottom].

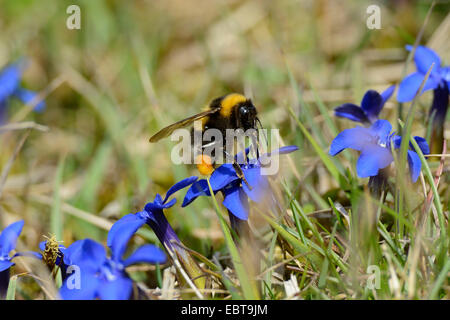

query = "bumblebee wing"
[[149, 107, 220, 142]]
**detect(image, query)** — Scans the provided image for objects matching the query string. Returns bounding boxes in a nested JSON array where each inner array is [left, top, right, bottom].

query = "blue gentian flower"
[[397, 45, 449, 103], [59, 227, 166, 300], [397, 45, 449, 154], [335, 86, 395, 124], [0, 62, 45, 122], [329, 119, 429, 182], [112, 177, 198, 256], [110, 176, 206, 289], [391, 135, 430, 183], [182, 146, 299, 220], [0, 220, 24, 299]]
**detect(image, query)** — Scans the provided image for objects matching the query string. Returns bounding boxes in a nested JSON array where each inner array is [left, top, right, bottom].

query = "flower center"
[[100, 259, 123, 282], [102, 267, 117, 282]]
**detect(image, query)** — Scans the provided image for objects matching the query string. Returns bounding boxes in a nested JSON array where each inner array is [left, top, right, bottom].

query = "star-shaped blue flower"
[[334, 86, 395, 124], [0, 220, 25, 273], [111, 176, 198, 254], [59, 226, 166, 300], [397, 45, 450, 103], [0, 62, 46, 122], [0, 220, 24, 299], [182, 146, 299, 220], [329, 119, 429, 182]]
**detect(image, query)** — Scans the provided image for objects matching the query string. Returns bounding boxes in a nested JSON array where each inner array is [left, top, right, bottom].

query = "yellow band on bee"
[[220, 93, 246, 117]]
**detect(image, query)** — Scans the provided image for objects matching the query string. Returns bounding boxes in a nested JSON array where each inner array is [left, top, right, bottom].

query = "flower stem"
[[228, 211, 250, 243], [429, 83, 449, 155], [146, 212, 206, 290], [368, 168, 389, 199]]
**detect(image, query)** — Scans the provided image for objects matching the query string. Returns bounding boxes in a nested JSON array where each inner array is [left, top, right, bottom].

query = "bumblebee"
[[149, 93, 260, 177]]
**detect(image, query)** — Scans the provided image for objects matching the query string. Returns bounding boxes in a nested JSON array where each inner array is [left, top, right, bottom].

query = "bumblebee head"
[[238, 100, 257, 130]]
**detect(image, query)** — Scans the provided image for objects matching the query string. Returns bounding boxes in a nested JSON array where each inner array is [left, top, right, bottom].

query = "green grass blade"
[[6, 275, 17, 300], [308, 80, 339, 138], [428, 259, 449, 299], [409, 135, 445, 241], [260, 212, 321, 268], [288, 106, 345, 186], [397, 63, 434, 224], [206, 179, 259, 300]]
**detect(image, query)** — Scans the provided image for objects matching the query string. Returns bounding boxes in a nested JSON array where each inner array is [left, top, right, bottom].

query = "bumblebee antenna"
[[256, 117, 267, 146], [254, 117, 268, 159]]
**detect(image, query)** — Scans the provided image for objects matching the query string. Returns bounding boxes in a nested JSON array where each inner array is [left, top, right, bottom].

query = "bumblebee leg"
[[233, 161, 252, 190], [221, 148, 252, 190]]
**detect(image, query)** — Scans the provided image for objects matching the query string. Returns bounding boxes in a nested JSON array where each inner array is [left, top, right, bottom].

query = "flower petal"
[[242, 166, 270, 203], [438, 66, 450, 90], [38, 241, 46, 251], [0, 220, 24, 257], [162, 176, 198, 204], [123, 244, 166, 267], [361, 90, 383, 122], [334, 103, 368, 123], [13, 88, 46, 112], [413, 136, 430, 155], [380, 85, 396, 104], [0, 260, 14, 272], [392, 135, 402, 149], [209, 163, 239, 190], [63, 239, 106, 272], [356, 145, 393, 178], [106, 214, 142, 247], [60, 270, 100, 300], [407, 150, 422, 183], [98, 277, 133, 300], [407, 45, 441, 75], [182, 179, 211, 207], [107, 215, 146, 263], [144, 200, 166, 212], [256, 145, 299, 167], [0, 63, 22, 102], [370, 119, 392, 144], [271, 145, 299, 155], [393, 135, 430, 156], [329, 126, 374, 156], [441, 66, 450, 82], [397, 72, 439, 102], [258, 145, 300, 159], [222, 185, 249, 220]]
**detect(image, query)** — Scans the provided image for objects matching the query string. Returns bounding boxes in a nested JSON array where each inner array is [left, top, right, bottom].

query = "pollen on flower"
[[42, 234, 62, 271], [196, 154, 214, 176]]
